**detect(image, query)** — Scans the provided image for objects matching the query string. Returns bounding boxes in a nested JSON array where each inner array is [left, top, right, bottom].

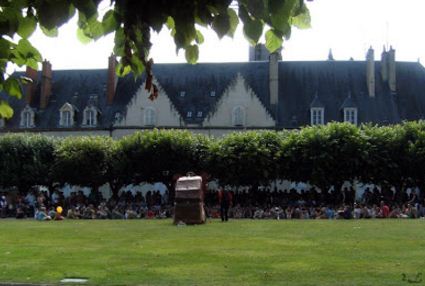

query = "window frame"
[[20, 105, 35, 128], [310, 107, 324, 125], [144, 107, 156, 126], [82, 106, 98, 127], [343, 107, 358, 125], [232, 106, 246, 127], [59, 103, 75, 128]]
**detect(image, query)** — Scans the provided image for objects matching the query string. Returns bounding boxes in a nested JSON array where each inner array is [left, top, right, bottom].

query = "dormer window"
[[144, 107, 156, 126], [210, 91, 216, 97], [59, 103, 75, 127], [310, 108, 324, 125], [82, 106, 98, 127], [20, 105, 35, 128], [187, 111, 192, 118], [197, 111, 203, 118], [344, 108, 357, 125], [232, 106, 245, 126], [180, 91, 186, 97]]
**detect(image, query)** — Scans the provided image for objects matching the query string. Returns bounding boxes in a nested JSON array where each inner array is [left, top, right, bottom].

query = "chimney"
[[328, 48, 334, 61], [388, 46, 396, 93], [25, 66, 38, 105], [269, 52, 279, 108], [366, 46, 375, 97], [381, 46, 388, 82], [106, 54, 117, 105], [40, 60, 52, 109]]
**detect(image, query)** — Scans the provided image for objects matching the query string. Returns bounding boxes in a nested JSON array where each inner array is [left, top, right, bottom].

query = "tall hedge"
[[0, 134, 55, 192], [2, 122, 425, 195], [51, 136, 113, 191]]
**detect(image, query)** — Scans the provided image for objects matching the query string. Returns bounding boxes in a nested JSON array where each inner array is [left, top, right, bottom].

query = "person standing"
[[218, 187, 232, 222]]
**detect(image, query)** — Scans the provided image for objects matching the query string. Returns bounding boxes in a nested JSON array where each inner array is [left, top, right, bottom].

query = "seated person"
[[35, 207, 51, 221]]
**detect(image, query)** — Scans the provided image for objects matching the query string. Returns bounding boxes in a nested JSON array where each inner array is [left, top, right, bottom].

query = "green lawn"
[[0, 219, 424, 286]]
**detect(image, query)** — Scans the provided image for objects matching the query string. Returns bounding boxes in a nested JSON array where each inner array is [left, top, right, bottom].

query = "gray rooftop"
[[1, 60, 425, 130]]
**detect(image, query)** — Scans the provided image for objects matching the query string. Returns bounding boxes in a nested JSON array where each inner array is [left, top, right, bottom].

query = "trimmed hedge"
[[1, 121, 425, 193]]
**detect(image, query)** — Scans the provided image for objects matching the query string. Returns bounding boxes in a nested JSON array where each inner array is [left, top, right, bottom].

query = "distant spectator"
[[35, 207, 51, 221]]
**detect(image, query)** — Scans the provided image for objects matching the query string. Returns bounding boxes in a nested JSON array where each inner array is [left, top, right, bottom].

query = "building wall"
[[119, 80, 182, 127], [203, 74, 275, 127], [0, 130, 111, 137]]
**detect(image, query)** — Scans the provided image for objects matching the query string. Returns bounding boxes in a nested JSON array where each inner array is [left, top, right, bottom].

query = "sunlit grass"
[[0, 219, 424, 285]]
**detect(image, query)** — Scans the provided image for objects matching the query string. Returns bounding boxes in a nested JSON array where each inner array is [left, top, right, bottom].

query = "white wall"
[[119, 79, 182, 127], [204, 73, 275, 128]]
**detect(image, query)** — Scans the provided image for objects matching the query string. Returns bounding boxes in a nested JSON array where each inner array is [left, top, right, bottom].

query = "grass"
[[0, 219, 424, 286]]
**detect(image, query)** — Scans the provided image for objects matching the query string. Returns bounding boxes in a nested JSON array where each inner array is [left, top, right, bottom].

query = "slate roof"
[[340, 94, 357, 109], [310, 95, 325, 108], [276, 61, 425, 127], [1, 60, 425, 130]]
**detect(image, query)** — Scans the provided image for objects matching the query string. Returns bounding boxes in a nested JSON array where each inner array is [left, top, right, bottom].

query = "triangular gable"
[[204, 73, 275, 127], [117, 77, 182, 127]]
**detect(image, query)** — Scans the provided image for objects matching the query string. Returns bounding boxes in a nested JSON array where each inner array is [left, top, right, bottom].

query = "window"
[[187, 111, 192, 118], [180, 91, 186, 97], [197, 111, 203, 117], [232, 106, 245, 126], [62, 110, 71, 127], [344, 108, 357, 125], [59, 103, 75, 127], [0, 118, 4, 128], [82, 106, 98, 127], [210, 91, 216, 97], [20, 105, 35, 128], [144, 107, 156, 126], [86, 109, 95, 126], [310, 108, 324, 125], [23, 112, 31, 127]]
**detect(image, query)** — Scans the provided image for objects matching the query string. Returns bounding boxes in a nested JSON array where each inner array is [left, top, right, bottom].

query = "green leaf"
[[4, 77, 22, 99], [166, 16, 175, 30], [246, 0, 267, 19], [102, 10, 118, 35], [37, 0, 75, 30], [72, 0, 98, 21], [0, 38, 12, 59], [185, 44, 199, 64], [17, 15, 37, 39], [243, 18, 263, 45], [195, 30, 204, 44], [113, 27, 125, 57], [269, 0, 296, 33], [77, 28, 92, 44], [265, 29, 283, 52], [0, 100, 13, 119], [129, 54, 145, 75], [239, 5, 263, 45], [212, 13, 230, 39], [227, 8, 239, 38], [116, 62, 131, 77], [10, 39, 42, 68], [292, 7, 311, 29], [40, 25, 58, 37], [0, 8, 19, 37]]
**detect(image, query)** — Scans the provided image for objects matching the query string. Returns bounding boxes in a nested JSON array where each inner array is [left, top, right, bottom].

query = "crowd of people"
[[1, 185, 425, 221]]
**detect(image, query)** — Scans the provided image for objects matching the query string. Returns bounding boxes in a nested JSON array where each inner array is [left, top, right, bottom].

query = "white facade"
[[118, 79, 182, 127], [203, 74, 275, 128]]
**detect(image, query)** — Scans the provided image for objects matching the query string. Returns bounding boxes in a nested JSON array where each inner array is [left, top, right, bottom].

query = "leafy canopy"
[[0, 0, 311, 118]]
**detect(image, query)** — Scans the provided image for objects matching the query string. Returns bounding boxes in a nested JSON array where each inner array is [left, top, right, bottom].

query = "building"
[[1, 46, 425, 138]]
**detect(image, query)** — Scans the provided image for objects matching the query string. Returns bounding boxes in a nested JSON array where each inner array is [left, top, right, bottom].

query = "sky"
[[20, 0, 425, 71]]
